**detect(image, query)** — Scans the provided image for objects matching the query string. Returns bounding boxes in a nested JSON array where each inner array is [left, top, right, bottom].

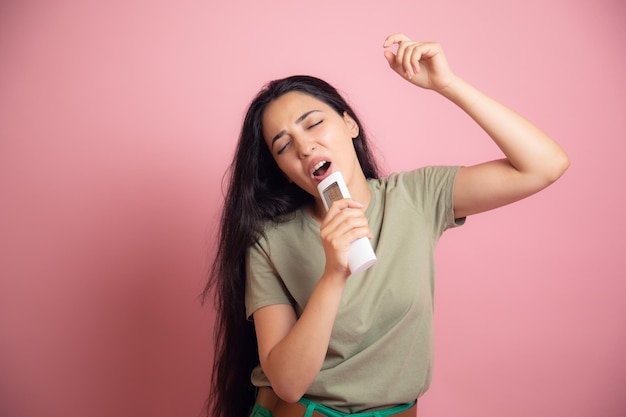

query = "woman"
[[203, 33, 569, 417]]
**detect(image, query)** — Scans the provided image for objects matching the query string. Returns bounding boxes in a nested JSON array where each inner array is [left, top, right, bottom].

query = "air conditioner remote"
[[317, 172, 377, 275]]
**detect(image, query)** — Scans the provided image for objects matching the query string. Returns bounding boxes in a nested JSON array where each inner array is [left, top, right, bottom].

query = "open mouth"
[[312, 160, 331, 178]]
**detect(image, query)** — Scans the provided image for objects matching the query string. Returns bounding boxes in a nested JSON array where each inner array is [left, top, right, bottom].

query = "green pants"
[[249, 398, 416, 417]]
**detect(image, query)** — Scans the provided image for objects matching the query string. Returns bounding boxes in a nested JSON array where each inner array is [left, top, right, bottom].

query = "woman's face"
[[262, 91, 361, 199]]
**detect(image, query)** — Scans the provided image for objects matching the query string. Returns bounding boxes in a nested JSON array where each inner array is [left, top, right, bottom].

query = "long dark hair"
[[202, 75, 380, 417]]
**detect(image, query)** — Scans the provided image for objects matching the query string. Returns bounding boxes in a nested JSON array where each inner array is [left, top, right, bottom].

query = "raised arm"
[[383, 34, 570, 218]]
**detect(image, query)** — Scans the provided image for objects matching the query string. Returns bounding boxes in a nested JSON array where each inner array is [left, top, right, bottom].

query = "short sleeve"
[[393, 166, 465, 238], [244, 235, 294, 320]]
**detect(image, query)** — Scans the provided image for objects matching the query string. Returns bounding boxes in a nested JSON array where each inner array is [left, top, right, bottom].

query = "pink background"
[[1, 1, 625, 416]]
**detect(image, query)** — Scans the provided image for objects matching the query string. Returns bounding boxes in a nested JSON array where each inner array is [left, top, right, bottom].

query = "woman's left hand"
[[383, 33, 455, 92]]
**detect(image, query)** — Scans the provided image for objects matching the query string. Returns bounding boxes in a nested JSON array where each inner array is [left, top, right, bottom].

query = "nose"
[[295, 136, 315, 159]]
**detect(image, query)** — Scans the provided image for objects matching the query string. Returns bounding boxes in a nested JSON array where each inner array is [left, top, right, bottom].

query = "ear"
[[343, 112, 359, 139]]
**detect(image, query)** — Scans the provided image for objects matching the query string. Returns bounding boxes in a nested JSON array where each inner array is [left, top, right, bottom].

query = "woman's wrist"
[[320, 268, 349, 289]]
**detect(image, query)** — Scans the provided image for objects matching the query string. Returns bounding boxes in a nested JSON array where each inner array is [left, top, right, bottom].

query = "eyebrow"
[[271, 110, 322, 147]]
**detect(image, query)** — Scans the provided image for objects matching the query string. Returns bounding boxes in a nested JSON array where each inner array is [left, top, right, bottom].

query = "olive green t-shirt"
[[245, 166, 464, 413]]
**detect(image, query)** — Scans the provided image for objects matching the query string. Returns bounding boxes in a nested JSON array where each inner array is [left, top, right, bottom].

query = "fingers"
[[382, 33, 411, 48], [319, 199, 371, 275], [326, 198, 364, 213], [321, 199, 372, 248], [400, 42, 421, 78], [383, 33, 441, 79], [383, 33, 420, 78]]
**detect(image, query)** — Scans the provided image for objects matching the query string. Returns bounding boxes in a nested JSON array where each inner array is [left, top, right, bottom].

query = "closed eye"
[[277, 140, 291, 155], [307, 120, 323, 129]]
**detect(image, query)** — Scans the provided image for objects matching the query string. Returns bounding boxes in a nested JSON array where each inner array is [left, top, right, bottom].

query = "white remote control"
[[317, 172, 377, 275]]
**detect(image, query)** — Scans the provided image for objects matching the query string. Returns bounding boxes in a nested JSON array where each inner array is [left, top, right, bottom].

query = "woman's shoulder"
[[257, 208, 313, 242], [369, 166, 460, 188]]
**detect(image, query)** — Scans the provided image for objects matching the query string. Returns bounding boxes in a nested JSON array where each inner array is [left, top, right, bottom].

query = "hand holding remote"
[[317, 172, 377, 275]]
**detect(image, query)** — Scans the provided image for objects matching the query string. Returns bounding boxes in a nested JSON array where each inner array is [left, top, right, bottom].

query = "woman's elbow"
[[271, 382, 307, 404], [546, 151, 570, 183]]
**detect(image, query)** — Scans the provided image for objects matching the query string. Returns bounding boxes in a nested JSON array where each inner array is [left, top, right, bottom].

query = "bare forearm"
[[261, 272, 345, 402]]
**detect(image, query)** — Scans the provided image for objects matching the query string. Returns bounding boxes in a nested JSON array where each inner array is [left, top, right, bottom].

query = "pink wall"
[[1, 1, 624, 416]]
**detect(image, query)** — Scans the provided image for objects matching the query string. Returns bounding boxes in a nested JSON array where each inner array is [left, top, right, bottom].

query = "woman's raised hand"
[[383, 33, 455, 92]]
